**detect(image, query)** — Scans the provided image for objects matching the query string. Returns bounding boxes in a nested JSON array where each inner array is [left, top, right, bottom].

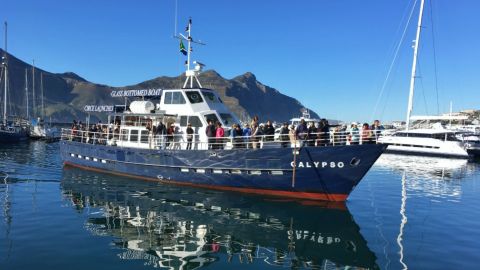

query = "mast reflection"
[[61, 168, 379, 269]]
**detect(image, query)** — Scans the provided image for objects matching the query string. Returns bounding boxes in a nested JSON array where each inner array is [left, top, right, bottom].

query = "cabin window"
[[180, 116, 188, 127], [189, 116, 202, 127], [185, 91, 204, 104], [164, 91, 186, 104], [140, 130, 149, 143], [204, 113, 220, 125], [220, 113, 235, 126], [130, 130, 139, 142], [202, 91, 220, 103], [121, 129, 128, 141]]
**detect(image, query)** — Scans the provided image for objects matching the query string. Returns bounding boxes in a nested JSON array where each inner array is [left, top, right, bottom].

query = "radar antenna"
[[175, 18, 206, 89]]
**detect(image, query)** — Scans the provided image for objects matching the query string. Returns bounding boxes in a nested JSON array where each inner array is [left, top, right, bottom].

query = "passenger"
[[279, 122, 290, 148], [361, 123, 373, 144], [166, 123, 175, 148], [349, 122, 360, 145], [173, 126, 183, 150], [251, 122, 260, 149], [215, 122, 225, 150], [307, 122, 317, 146], [288, 125, 296, 146], [263, 120, 275, 142], [318, 119, 330, 146], [186, 123, 194, 150], [242, 123, 252, 148], [232, 124, 244, 149], [206, 120, 216, 149], [155, 121, 167, 149], [371, 119, 384, 143], [295, 119, 308, 146]]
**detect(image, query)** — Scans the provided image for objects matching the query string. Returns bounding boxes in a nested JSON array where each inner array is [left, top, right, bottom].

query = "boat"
[[59, 19, 385, 202], [377, 0, 469, 159], [29, 72, 61, 141], [61, 167, 379, 269], [0, 22, 29, 143]]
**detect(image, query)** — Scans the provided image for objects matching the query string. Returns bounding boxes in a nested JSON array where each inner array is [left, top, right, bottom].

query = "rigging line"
[[416, 58, 429, 115], [429, 0, 440, 115], [371, 0, 419, 121]]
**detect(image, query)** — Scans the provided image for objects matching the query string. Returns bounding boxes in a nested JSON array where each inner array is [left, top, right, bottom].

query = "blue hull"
[[0, 130, 29, 143], [60, 140, 385, 201]]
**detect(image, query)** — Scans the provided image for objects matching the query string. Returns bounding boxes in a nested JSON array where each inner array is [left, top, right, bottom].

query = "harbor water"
[[1, 141, 479, 269]]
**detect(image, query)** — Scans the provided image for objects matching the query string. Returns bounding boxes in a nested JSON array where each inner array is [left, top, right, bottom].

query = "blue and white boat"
[[59, 20, 385, 202]]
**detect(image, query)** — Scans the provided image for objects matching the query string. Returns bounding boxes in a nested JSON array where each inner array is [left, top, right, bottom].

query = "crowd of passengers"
[[68, 117, 384, 149]]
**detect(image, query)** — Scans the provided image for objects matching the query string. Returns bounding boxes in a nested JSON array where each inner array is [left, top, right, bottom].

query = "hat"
[[351, 122, 358, 125], [171, 123, 175, 126], [283, 122, 289, 125]]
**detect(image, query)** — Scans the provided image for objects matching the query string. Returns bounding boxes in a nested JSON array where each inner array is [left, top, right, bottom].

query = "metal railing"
[[61, 126, 381, 150]]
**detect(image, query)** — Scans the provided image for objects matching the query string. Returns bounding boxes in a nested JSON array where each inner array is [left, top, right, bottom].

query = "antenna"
[[174, 18, 206, 89], [32, 60, 36, 119]]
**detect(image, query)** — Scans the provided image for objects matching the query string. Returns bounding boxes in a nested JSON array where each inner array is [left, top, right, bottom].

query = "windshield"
[[185, 91, 204, 104], [202, 91, 221, 103], [204, 113, 220, 125], [220, 113, 235, 126]]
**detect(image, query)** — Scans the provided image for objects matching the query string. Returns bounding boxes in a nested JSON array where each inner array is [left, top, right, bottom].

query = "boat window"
[[130, 130, 139, 142], [188, 116, 203, 127], [140, 130, 149, 143], [220, 113, 235, 126], [164, 91, 186, 104], [204, 113, 220, 124], [121, 129, 128, 141], [202, 91, 220, 103], [185, 91, 204, 104], [180, 116, 188, 127]]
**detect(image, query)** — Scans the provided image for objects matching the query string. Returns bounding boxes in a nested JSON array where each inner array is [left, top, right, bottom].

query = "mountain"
[[0, 49, 319, 123]]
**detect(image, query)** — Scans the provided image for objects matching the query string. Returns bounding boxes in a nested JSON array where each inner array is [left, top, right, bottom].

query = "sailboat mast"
[[32, 60, 35, 119], [40, 72, 45, 118], [25, 68, 29, 119], [405, 0, 426, 131], [3, 21, 7, 126]]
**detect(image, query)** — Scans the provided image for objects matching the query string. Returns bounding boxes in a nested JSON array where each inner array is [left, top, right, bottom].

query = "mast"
[[176, 18, 205, 89], [25, 68, 29, 119], [40, 72, 44, 118], [405, 0, 426, 131], [32, 60, 36, 118], [2, 21, 7, 125]]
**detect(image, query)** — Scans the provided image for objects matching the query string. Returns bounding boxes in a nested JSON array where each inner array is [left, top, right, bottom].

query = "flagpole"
[[187, 18, 192, 88]]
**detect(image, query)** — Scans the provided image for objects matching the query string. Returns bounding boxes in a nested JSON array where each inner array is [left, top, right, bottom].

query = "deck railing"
[[61, 126, 381, 150]]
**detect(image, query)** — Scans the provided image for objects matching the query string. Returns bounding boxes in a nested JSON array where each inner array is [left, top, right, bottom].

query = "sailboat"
[[29, 71, 60, 141], [0, 21, 29, 143], [378, 0, 469, 159]]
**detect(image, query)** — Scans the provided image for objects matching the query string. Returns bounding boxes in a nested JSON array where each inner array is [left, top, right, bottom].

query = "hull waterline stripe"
[[63, 161, 348, 202]]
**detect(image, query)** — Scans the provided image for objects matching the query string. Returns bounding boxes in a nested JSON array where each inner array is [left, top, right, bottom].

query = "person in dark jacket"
[[307, 122, 317, 146], [318, 119, 330, 146], [295, 119, 308, 146], [263, 120, 275, 142], [186, 123, 194, 150], [206, 120, 216, 149]]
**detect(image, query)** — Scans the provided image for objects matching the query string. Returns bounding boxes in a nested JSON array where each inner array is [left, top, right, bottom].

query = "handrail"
[[61, 126, 381, 150]]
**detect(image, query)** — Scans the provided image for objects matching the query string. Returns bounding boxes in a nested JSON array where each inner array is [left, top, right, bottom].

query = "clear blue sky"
[[2, 0, 479, 122]]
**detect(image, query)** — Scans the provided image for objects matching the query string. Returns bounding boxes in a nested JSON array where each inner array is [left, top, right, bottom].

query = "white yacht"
[[377, 0, 469, 159]]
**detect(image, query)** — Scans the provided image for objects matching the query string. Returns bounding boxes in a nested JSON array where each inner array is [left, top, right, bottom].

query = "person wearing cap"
[[295, 119, 308, 146], [186, 123, 194, 150], [279, 122, 290, 148]]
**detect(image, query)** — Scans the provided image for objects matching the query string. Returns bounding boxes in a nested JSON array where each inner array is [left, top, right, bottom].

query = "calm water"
[[1, 141, 479, 269]]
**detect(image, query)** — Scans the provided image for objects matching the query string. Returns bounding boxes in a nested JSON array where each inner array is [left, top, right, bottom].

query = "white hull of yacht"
[[378, 136, 469, 158]]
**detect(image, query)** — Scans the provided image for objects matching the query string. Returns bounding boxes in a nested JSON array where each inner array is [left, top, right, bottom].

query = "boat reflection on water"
[[61, 167, 379, 269], [375, 154, 473, 200]]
